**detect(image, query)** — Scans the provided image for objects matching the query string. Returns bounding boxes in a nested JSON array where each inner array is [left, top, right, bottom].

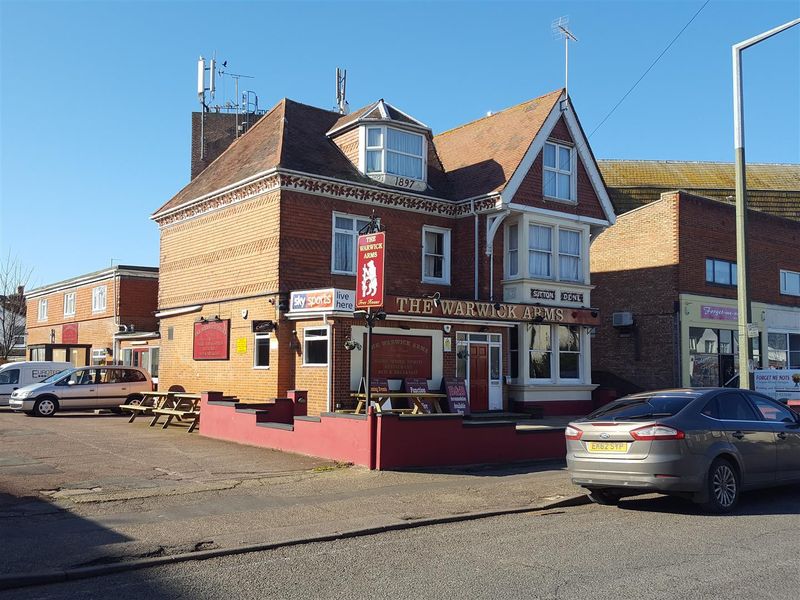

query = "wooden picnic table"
[[350, 392, 447, 415], [150, 393, 202, 433], [119, 391, 172, 423]]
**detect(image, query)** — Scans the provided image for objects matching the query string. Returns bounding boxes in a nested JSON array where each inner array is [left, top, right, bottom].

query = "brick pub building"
[[26, 266, 159, 372], [152, 89, 616, 422], [591, 191, 800, 393]]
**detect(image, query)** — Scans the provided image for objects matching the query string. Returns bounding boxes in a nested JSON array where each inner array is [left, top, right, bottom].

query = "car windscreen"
[[586, 394, 699, 421], [41, 369, 73, 384]]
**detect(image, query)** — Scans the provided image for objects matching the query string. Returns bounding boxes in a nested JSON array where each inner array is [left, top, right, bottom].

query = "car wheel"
[[701, 458, 739, 513], [33, 398, 58, 418], [587, 488, 621, 506], [126, 395, 143, 406]]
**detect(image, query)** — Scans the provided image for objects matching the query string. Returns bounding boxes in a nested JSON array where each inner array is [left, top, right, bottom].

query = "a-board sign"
[[443, 377, 469, 415], [358, 377, 390, 394], [404, 378, 431, 412]]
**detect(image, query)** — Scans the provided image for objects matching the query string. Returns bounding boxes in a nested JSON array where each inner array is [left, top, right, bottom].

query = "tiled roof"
[[433, 90, 563, 199], [153, 90, 565, 217], [599, 160, 800, 221]]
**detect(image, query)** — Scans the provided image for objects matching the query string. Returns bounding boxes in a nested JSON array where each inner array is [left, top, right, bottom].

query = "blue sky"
[[1, 0, 798, 287]]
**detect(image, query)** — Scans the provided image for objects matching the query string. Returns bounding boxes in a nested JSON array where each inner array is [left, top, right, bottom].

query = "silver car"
[[566, 388, 800, 513], [9, 366, 152, 417]]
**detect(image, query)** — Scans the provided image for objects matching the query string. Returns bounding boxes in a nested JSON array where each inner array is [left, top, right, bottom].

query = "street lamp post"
[[732, 18, 800, 389]]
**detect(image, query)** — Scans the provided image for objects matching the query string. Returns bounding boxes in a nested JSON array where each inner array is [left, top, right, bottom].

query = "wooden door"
[[469, 344, 489, 412]]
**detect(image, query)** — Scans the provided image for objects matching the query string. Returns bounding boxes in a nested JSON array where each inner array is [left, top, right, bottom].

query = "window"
[[509, 325, 520, 379], [529, 324, 552, 379], [122, 348, 132, 365], [543, 142, 573, 201], [507, 224, 519, 277], [92, 286, 107, 312], [303, 328, 328, 366], [706, 392, 760, 421], [705, 258, 737, 286], [38, 299, 48, 321], [780, 270, 800, 296], [558, 325, 581, 379], [768, 332, 800, 369], [365, 126, 425, 180], [528, 225, 552, 278], [30, 347, 45, 361], [422, 226, 451, 284], [332, 214, 370, 274], [0, 369, 19, 385], [150, 348, 160, 378], [254, 333, 270, 369], [748, 394, 796, 422], [91, 348, 107, 365], [689, 327, 748, 387], [559, 229, 581, 282], [63, 292, 76, 317]]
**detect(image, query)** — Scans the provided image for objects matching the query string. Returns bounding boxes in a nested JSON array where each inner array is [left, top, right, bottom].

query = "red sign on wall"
[[368, 334, 433, 380], [355, 231, 385, 310], [193, 320, 230, 360], [62, 323, 78, 344]]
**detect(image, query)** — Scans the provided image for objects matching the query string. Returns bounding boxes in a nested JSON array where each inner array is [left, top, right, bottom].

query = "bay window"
[[528, 225, 552, 278], [529, 324, 584, 382], [332, 213, 370, 274], [507, 223, 519, 277], [365, 126, 424, 180], [543, 142, 574, 201], [529, 325, 552, 379], [558, 230, 581, 282]]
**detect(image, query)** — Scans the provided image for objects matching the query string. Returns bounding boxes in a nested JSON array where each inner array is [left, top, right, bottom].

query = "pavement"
[[0, 407, 581, 586]]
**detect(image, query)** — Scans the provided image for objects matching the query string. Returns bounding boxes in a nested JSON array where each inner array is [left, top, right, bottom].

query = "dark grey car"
[[566, 388, 800, 512]]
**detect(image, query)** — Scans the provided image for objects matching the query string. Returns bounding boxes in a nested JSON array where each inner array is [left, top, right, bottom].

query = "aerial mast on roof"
[[552, 16, 578, 110], [336, 68, 349, 115], [197, 55, 217, 159]]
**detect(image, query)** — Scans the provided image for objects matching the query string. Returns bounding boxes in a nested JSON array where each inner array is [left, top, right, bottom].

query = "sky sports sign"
[[356, 232, 385, 310], [290, 289, 355, 313]]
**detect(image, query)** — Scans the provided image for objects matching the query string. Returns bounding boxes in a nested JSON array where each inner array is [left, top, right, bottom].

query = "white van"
[[0, 362, 72, 406]]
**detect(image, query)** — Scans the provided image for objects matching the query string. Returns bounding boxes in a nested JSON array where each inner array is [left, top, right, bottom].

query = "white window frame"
[[360, 125, 427, 182], [37, 299, 48, 322], [253, 333, 271, 370], [506, 222, 519, 278], [92, 285, 107, 313], [780, 270, 800, 297], [63, 292, 76, 317], [421, 225, 451, 284], [528, 224, 553, 280], [527, 323, 585, 384], [303, 327, 329, 367], [558, 228, 582, 283], [331, 212, 370, 275], [542, 141, 576, 202]]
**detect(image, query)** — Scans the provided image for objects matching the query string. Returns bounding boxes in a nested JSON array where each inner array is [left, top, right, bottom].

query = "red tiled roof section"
[[434, 89, 563, 199], [153, 100, 287, 217]]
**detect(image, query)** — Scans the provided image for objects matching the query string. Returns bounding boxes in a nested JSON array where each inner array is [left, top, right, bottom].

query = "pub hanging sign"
[[355, 231, 385, 310]]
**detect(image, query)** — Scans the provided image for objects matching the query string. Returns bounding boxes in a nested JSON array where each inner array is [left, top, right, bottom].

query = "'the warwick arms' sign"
[[388, 296, 600, 326]]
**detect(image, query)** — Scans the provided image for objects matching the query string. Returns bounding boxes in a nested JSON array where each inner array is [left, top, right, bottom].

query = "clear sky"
[[1, 0, 798, 287]]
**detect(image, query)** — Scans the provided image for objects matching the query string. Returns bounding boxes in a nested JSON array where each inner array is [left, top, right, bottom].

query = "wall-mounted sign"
[[193, 320, 230, 360], [754, 369, 800, 402], [561, 291, 584, 303], [443, 377, 469, 415], [389, 296, 599, 326], [368, 334, 432, 380], [530, 288, 556, 300], [236, 338, 248, 354], [62, 323, 78, 344], [290, 289, 355, 313], [356, 232, 385, 309], [701, 305, 738, 321]]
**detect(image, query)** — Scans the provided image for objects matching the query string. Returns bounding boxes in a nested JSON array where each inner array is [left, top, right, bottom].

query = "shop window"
[[303, 328, 328, 366], [91, 348, 107, 365], [38, 299, 48, 321], [507, 223, 519, 277], [543, 142, 573, 201], [528, 225, 552, 278], [780, 270, 800, 296], [63, 292, 76, 317], [705, 258, 737, 286], [332, 213, 370, 274], [690, 327, 760, 387], [558, 229, 581, 282], [768, 332, 800, 369], [529, 324, 552, 379], [509, 325, 519, 379], [92, 286, 107, 312], [30, 347, 45, 361], [422, 226, 451, 284], [365, 126, 425, 180], [558, 325, 581, 379], [150, 347, 160, 378], [254, 333, 270, 369], [0, 369, 19, 385]]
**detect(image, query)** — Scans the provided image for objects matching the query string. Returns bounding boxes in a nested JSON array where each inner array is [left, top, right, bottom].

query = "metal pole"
[[565, 35, 569, 100], [732, 18, 800, 390], [365, 308, 373, 412]]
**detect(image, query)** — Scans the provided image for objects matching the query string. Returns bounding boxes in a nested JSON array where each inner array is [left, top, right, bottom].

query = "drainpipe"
[[473, 199, 479, 301]]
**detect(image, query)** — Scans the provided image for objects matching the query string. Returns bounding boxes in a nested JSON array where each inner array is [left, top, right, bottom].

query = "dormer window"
[[363, 126, 426, 184]]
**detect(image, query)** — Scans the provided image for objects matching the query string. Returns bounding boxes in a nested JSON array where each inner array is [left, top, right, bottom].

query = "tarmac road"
[[9, 483, 800, 600]]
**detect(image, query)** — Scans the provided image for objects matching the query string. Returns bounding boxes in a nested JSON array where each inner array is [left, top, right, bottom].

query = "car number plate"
[[586, 442, 629, 453]]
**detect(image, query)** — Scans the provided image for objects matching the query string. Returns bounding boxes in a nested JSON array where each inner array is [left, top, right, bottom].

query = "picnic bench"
[[119, 391, 172, 423], [150, 393, 202, 433], [350, 392, 447, 415]]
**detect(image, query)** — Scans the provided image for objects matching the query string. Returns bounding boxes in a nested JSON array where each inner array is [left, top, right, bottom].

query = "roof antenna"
[[336, 68, 349, 115], [197, 55, 217, 159], [552, 16, 577, 111]]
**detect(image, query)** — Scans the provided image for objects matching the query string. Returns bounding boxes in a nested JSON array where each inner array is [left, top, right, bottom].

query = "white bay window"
[[558, 229, 581, 282], [364, 126, 425, 181], [528, 225, 552, 278]]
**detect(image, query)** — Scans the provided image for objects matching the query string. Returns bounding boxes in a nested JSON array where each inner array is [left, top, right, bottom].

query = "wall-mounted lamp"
[[344, 339, 362, 351], [443, 324, 452, 334], [424, 291, 441, 308], [590, 310, 599, 318], [493, 302, 501, 311], [531, 315, 545, 324], [50, 329, 56, 343]]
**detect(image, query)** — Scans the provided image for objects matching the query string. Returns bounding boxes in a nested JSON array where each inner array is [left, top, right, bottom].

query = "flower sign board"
[[193, 319, 230, 360], [754, 369, 800, 403], [356, 232, 385, 310]]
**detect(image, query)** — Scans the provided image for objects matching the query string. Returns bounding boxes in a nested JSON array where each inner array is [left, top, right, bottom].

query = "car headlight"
[[12, 390, 30, 399]]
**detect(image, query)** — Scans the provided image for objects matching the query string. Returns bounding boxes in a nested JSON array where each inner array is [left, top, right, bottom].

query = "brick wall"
[[330, 127, 360, 167], [191, 112, 264, 180], [118, 277, 159, 332]]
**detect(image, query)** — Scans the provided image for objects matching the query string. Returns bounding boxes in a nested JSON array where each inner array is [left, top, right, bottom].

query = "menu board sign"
[[193, 319, 230, 360], [443, 377, 469, 415], [369, 334, 433, 380], [404, 378, 432, 412]]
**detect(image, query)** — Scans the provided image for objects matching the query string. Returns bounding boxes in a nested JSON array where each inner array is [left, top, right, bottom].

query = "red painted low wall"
[[374, 416, 566, 469]]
